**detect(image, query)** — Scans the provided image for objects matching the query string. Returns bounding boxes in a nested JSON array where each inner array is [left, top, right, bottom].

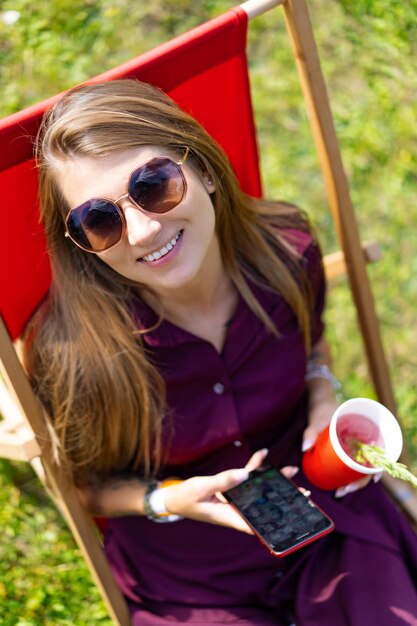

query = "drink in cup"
[[302, 398, 403, 490]]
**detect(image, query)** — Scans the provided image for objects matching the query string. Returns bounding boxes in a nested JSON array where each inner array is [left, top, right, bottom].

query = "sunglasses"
[[65, 148, 189, 253]]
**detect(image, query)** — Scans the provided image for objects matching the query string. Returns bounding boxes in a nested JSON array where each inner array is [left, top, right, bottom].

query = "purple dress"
[[104, 230, 417, 625]]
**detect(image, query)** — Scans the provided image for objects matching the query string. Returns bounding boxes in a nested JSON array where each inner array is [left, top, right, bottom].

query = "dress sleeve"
[[302, 237, 326, 346], [278, 227, 327, 346]]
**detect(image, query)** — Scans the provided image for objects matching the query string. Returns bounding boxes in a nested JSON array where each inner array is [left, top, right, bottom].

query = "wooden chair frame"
[[1, 1, 416, 623]]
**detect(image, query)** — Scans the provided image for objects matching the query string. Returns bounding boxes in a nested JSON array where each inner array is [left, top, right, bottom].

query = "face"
[[58, 145, 220, 299]]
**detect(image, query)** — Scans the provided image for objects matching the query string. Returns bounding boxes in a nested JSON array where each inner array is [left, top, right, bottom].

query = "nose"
[[122, 202, 162, 248]]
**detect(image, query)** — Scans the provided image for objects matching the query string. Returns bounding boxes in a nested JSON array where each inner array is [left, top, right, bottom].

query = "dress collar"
[[131, 228, 312, 348]]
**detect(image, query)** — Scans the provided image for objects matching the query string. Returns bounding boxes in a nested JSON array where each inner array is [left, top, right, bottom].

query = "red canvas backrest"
[[0, 7, 261, 341]]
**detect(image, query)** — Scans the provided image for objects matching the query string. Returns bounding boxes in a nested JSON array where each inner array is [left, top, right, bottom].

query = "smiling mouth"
[[141, 230, 182, 262]]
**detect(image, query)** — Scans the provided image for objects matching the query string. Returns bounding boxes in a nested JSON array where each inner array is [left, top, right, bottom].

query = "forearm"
[[77, 474, 148, 517], [306, 337, 338, 407], [302, 337, 340, 451], [74, 451, 270, 533]]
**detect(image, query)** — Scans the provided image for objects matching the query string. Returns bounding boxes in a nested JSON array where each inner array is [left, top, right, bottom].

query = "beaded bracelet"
[[305, 362, 343, 400]]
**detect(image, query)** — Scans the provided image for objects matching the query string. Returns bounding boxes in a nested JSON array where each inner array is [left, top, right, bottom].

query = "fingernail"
[[260, 448, 269, 457], [335, 484, 356, 498], [302, 439, 314, 452], [303, 490, 311, 498], [286, 466, 299, 478], [373, 472, 383, 483], [233, 469, 249, 482]]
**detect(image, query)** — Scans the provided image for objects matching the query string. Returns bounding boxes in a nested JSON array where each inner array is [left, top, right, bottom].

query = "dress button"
[[213, 382, 225, 395], [233, 440, 243, 447]]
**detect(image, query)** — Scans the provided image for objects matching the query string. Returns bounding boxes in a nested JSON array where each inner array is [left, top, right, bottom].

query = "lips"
[[140, 230, 182, 263]]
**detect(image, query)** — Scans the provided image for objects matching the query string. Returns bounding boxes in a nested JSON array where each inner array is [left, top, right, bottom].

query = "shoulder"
[[275, 226, 323, 273], [276, 227, 324, 293], [279, 227, 316, 257], [253, 199, 319, 259]]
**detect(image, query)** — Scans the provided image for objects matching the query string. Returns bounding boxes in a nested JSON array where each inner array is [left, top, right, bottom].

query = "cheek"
[[195, 202, 216, 239], [96, 248, 127, 271]]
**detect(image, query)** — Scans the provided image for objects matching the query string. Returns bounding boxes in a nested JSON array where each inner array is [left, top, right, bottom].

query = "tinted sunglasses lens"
[[128, 158, 185, 214], [67, 199, 123, 252]]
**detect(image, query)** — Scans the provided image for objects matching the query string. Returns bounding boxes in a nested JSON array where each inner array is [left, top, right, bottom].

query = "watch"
[[143, 479, 184, 523]]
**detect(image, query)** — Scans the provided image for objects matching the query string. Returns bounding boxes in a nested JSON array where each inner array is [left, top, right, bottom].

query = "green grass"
[[1, 0, 417, 622], [0, 460, 110, 625]]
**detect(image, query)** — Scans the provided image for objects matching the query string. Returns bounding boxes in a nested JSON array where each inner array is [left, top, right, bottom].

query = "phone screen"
[[223, 466, 334, 557]]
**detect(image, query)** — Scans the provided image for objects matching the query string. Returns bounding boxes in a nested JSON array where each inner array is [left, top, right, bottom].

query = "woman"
[[25, 79, 417, 625]]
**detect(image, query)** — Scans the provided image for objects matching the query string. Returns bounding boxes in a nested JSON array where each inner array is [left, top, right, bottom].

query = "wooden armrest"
[[324, 240, 381, 281], [0, 376, 41, 461], [0, 426, 41, 461]]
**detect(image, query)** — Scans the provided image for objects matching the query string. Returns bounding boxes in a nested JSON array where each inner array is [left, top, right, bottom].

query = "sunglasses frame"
[[64, 147, 190, 253]]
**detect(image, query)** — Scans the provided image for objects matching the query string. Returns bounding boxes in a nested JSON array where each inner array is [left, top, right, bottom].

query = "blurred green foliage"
[[0, 0, 416, 622]]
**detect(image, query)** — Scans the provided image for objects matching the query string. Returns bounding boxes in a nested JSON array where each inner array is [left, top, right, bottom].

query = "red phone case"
[[224, 468, 334, 558]]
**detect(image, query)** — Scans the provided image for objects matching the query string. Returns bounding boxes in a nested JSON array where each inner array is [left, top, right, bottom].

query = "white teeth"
[[142, 232, 181, 262]]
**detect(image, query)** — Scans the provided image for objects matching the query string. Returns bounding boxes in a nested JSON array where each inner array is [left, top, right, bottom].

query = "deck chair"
[[1, 0, 416, 623]]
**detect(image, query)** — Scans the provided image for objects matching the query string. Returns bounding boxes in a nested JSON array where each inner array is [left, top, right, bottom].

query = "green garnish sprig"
[[354, 441, 417, 489]]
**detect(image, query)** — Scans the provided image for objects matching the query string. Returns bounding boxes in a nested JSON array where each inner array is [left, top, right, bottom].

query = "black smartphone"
[[223, 466, 334, 557]]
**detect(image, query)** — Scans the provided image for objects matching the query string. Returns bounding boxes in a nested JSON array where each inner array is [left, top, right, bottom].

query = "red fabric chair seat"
[[0, 7, 261, 340]]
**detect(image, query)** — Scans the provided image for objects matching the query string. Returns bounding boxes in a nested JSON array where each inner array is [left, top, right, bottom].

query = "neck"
[[162, 273, 238, 352], [164, 269, 235, 320], [142, 252, 238, 349]]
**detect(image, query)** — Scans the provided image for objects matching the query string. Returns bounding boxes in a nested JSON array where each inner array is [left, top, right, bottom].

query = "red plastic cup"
[[302, 398, 403, 490]]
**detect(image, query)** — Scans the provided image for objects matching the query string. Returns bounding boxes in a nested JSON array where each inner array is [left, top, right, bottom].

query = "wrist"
[[305, 362, 342, 402], [308, 379, 337, 404]]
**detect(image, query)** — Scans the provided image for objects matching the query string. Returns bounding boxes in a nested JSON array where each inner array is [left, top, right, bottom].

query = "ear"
[[202, 171, 216, 194]]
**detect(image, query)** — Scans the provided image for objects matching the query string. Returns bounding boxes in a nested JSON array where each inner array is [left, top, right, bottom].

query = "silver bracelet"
[[305, 362, 343, 398]]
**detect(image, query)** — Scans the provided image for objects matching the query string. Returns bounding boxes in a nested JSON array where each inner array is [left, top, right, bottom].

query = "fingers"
[[163, 472, 254, 533], [196, 500, 254, 534], [188, 468, 250, 502], [301, 426, 318, 452], [244, 448, 269, 472], [280, 466, 299, 480], [335, 475, 371, 498], [373, 471, 383, 483], [303, 399, 338, 452], [168, 454, 267, 514]]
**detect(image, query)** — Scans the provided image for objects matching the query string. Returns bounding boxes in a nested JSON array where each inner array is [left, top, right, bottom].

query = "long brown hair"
[[24, 79, 314, 485]]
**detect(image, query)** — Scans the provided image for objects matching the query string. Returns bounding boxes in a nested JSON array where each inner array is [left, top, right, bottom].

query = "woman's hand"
[[303, 336, 382, 497], [334, 472, 382, 498], [76, 451, 302, 524], [302, 397, 338, 453], [163, 449, 299, 534], [302, 400, 382, 497]]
